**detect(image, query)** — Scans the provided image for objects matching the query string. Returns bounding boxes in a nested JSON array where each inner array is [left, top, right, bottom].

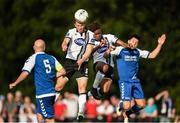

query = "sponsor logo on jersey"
[[124, 55, 138, 61], [97, 45, 108, 53], [74, 38, 86, 46]]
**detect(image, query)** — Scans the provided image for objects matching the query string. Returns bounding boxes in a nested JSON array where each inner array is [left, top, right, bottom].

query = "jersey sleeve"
[[87, 31, 95, 45], [110, 46, 123, 55], [54, 58, 63, 72], [108, 34, 118, 44], [137, 49, 150, 58], [22, 54, 36, 73]]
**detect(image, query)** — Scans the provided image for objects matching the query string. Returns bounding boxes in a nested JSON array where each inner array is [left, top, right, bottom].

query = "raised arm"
[[116, 39, 129, 48], [61, 38, 70, 52], [155, 90, 168, 101], [9, 71, 29, 89], [148, 34, 166, 59]]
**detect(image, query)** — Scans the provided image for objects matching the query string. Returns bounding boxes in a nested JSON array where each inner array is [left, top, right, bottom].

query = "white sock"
[[78, 93, 86, 114], [55, 92, 60, 102], [93, 71, 105, 88]]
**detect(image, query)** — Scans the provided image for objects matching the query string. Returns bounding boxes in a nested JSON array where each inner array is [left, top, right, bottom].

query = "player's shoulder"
[[67, 28, 76, 33], [136, 48, 142, 52], [86, 29, 93, 35], [104, 34, 117, 39], [29, 53, 37, 59]]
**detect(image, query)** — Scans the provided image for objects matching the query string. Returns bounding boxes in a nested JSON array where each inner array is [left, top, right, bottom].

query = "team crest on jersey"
[[97, 45, 108, 53], [74, 38, 86, 46]]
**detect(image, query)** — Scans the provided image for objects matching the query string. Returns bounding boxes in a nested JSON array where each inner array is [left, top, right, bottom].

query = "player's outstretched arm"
[[155, 90, 168, 100], [9, 71, 29, 89], [116, 39, 129, 48], [148, 34, 166, 59], [61, 38, 70, 52]]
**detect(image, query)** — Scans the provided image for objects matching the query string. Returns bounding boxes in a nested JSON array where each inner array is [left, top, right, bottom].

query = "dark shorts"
[[93, 61, 114, 79], [36, 96, 55, 119], [64, 59, 88, 79], [118, 81, 144, 101]]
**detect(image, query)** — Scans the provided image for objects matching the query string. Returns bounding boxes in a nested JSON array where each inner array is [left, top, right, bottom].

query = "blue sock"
[[126, 105, 143, 116]]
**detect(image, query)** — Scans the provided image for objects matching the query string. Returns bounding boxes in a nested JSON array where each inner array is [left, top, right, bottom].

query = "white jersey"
[[65, 28, 95, 61], [93, 34, 118, 67]]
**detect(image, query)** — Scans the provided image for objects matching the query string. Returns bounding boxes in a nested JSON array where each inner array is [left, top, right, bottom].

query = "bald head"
[[33, 39, 45, 52]]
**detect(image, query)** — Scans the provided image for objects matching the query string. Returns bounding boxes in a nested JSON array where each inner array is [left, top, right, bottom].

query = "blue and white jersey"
[[22, 52, 63, 98], [111, 46, 150, 82], [93, 34, 118, 67], [65, 28, 95, 61]]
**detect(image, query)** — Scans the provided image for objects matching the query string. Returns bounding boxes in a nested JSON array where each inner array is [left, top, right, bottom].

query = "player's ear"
[[33, 45, 36, 50]]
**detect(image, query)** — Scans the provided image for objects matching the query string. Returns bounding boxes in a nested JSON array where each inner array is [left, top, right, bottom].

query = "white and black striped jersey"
[[65, 28, 95, 61], [93, 34, 118, 67]]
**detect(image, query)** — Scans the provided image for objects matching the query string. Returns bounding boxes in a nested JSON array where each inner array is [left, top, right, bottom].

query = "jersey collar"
[[35, 52, 45, 54]]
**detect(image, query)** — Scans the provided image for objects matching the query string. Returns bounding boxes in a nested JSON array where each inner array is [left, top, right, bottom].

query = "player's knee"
[[136, 101, 146, 109], [102, 64, 109, 73], [37, 113, 44, 122], [55, 85, 63, 91], [123, 102, 131, 110]]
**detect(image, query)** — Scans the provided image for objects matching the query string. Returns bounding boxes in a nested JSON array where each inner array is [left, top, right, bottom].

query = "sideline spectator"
[[85, 96, 98, 121], [140, 97, 158, 121], [0, 95, 6, 122], [63, 92, 78, 121], [155, 90, 176, 123], [4, 92, 17, 122], [54, 95, 67, 122], [97, 99, 114, 122], [19, 96, 36, 122]]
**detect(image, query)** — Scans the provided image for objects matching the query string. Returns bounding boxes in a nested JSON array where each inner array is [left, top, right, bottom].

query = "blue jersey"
[[22, 52, 63, 98], [111, 46, 149, 82]]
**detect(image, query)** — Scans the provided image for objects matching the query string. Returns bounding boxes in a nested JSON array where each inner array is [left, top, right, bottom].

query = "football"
[[74, 9, 88, 23]]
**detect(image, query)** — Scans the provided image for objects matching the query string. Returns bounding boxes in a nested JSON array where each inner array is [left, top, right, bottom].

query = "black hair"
[[129, 34, 141, 41], [89, 21, 101, 32]]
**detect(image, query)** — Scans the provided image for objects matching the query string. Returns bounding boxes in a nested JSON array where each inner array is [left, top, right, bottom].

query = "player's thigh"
[[36, 96, 55, 119], [133, 83, 144, 99], [104, 65, 114, 80], [119, 81, 133, 101], [76, 62, 88, 78], [64, 59, 76, 79], [133, 83, 146, 107]]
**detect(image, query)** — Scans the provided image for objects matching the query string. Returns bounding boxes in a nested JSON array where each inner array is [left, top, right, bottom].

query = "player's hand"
[[9, 83, 16, 89], [56, 69, 66, 78], [99, 39, 107, 47], [109, 45, 116, 51], [77, 59, 84, 70], [158, 34, 166, 45], [62, 44, 68, 52]]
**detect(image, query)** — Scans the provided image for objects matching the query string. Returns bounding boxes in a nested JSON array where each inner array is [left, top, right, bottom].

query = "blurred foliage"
[[0, 0, 179, 114]]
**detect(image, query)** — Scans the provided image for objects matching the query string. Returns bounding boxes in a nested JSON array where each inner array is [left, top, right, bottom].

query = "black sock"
[[126, 104, 143, 116]]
